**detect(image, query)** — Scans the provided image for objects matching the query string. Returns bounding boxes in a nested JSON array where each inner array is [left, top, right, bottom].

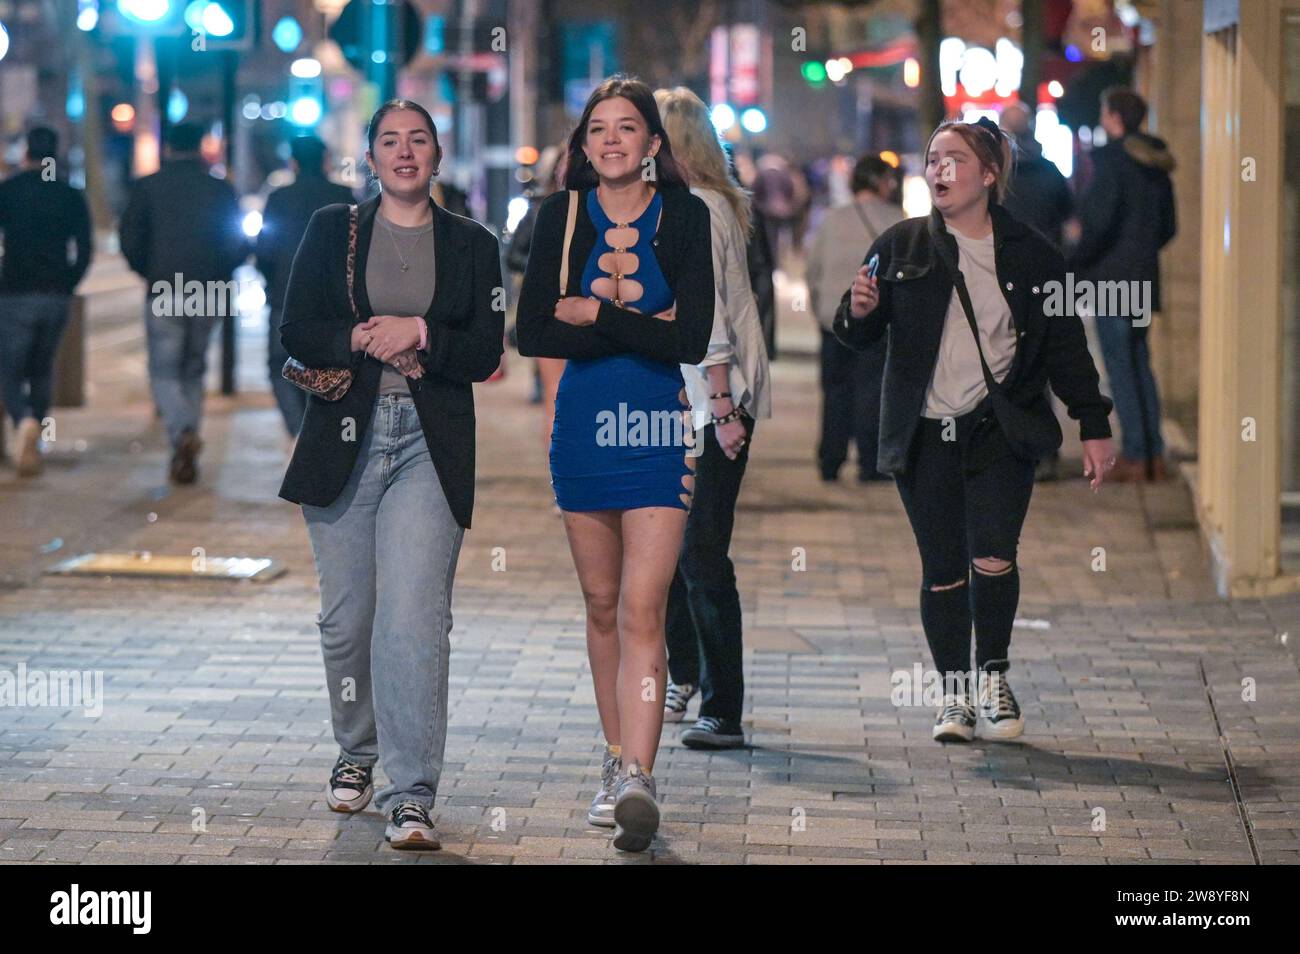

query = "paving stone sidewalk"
[[0, 271, 1297, 864]]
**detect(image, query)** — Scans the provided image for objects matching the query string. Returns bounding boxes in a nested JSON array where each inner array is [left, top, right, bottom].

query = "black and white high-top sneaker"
[[663, 681, 697, 723], [325, 755, 373, 813], [932, 694, 977, 742], [978, 667, 1025, 739]]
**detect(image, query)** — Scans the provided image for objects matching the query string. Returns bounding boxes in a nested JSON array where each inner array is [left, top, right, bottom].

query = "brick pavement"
[[0, 262, 1297, 864]]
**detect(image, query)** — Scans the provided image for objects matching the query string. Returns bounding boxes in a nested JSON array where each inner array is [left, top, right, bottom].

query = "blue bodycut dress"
[[549, 190, 694, 512]]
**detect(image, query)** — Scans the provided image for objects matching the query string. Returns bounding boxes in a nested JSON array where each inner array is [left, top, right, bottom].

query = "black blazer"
[[277, 194, 504, 528], [515, 186, 713, 365], [833, 204, 1113, 475]]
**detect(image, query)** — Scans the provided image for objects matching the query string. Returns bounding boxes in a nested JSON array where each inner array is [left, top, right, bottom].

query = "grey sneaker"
[[663, 681, 696, 723], [612, 759, 659, 853], [978, 667, 1025, 740], [325, 755, 373, 813], [586, 745, 621, 828], [384, 800, 440, 850]]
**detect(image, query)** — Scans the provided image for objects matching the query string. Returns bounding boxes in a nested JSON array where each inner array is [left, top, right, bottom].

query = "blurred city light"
[[77, 0, 99, 31], [111, 103, 136, 133], [740, 107, 767, 134], [903, 57, 920, 89], [505, 196, 529, 234], [202, 2, 235, 37], [515, 145, 540, 165], [710, 103, 737, 132], [167, 86, 189, 123], [289, 96, 322, 126], [958, 46, 996, 96], [272, 16, 303, 53], [824, 57, 852, 83], [0, 22, 8, 64], [242, 209, 263, 238], [902, 175, 932, 218], [1034, 106, 1073, 178], [800, 61, 826, 86], [119, 0, 172, 24], [290, 57, 322, 78], [993, 38, 1023, 97], [1047, 80, 1064, 99], [878, 150, 900, 169], [939, 38, 965, 96], [1064, 44, 1083, 63]]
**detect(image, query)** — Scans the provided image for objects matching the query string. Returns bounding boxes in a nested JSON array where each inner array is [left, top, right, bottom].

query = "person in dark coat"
[[1069, 87, 1176, 482], [255, 136, 353, 436], [1000, 102, 1073, 249], [0, 126, 94, 477], [119, 122, 247, 483], [1001, 102, 1074, 481]]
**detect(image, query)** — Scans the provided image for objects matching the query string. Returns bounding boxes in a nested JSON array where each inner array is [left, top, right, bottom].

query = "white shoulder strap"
[[559, 190, 578, 295]]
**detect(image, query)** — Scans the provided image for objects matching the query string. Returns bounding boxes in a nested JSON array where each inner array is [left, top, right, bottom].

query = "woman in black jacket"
[[278, 100, 504, 849], [835, 118, 1115, 744], [516, 76, 713, 852]]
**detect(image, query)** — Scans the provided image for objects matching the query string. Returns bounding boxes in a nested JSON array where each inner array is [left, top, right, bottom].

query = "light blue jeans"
[[143, 297, 218, 448], [302, 394, 465, 814]]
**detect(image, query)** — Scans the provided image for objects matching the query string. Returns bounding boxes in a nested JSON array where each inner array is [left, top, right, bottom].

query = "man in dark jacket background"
[[1001, 102, 1073, 481], [254, 136, 352, 436], [119, 122, 247, 484], [0, 127, 94, 478], [1070, 86, 1176, 481]]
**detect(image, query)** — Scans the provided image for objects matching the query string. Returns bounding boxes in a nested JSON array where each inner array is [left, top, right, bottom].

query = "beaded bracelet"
[[712, 407, 743, 426], [709, 391, 732, 399]]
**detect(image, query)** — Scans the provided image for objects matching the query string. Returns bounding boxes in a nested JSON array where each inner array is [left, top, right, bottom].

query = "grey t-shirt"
[[366, 215, 436, 395], [922, 230, 1017, 419]]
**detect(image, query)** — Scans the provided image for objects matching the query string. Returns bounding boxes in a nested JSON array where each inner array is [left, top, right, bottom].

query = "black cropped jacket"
[[833, 205, 1113, 475]]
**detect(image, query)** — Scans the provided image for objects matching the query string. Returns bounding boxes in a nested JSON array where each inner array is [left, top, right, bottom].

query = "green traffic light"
[[801, 61, 827, 85]]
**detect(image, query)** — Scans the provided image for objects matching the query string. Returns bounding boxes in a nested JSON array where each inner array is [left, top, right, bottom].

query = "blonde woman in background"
[[654, 87, 771, 749]]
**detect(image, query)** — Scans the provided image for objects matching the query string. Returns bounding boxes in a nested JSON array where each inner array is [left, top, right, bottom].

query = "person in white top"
[[805, 155, 905, 480], [653, 87, 771, 748]]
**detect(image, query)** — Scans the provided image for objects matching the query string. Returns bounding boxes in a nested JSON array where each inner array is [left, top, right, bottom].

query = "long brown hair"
[[925, 119, 1013, 205], [564, 76, 687, 191]]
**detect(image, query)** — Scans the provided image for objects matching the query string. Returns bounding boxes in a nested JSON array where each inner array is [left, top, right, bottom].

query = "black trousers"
[[818, 329, 886, 479], [894, 410, 1036, 683], [665, 415, 755, 726]]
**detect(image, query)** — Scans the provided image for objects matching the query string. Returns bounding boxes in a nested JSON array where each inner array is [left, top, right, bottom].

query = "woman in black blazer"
[[835, 119, 1116, 746], [516, 76, 713, 853], [278, 100, 503, 850]]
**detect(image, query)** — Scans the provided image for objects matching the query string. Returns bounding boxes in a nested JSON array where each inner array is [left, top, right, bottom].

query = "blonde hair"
[[925, 120, 1014, 205], [654, 86, 752, 237]]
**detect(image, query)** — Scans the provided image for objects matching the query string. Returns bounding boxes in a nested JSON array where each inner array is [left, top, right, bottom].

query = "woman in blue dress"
[[516, 76, 714, 852]]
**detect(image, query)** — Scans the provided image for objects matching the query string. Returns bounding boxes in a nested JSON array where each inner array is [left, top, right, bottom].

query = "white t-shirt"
[[923, 230, 1017, 419]]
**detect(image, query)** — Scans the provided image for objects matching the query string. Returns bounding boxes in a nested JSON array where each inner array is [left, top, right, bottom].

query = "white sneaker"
[[586, 745, 621, 828], [978, 668, 1025, 740]]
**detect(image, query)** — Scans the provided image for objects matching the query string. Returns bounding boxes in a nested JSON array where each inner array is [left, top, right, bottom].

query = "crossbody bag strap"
[[558, 190, 578, 296], [851, 199, 881, 246], [931, 232, 1000, 395], [346, 204, 360, 322]]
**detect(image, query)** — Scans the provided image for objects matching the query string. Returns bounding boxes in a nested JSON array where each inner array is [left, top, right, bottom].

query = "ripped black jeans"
[[894, 404, 1037, 692]]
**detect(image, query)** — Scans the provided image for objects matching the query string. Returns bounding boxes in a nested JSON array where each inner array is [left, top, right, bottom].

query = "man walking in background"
[[805, 154, 904, 482], [0, 126, 94, 477], [1070, 87, 1177, 482], [120, 122, 247, 484], [255, 135, 352, 437], [1001, 102, 1073, 481]]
